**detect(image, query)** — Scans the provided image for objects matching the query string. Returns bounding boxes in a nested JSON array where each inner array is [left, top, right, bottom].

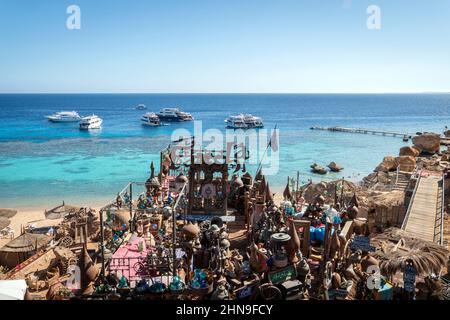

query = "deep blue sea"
[[0, 93, 449, 209]]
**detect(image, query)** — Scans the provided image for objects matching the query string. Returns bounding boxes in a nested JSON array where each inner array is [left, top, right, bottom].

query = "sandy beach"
[[0, 203, 104, 248]]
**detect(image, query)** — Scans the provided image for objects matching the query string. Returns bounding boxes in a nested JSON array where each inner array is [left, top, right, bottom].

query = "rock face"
[[412, 133, 441, 154], [327, 162, 344, 172], [396, 156, 416, 172], [399, 146, 420, 157], [310, 163, 327, 175], [444, 130, 450, 137], [376, 156, 398, 172]]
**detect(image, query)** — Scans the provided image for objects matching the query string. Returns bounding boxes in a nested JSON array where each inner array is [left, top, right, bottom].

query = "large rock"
[[412, 133, 441, 154], [399, 146, 420, 157], [375, 156, 398, 172], [396, 156, 416, 172], [327, 162, 344, 172], [444, 130, 450, 138]]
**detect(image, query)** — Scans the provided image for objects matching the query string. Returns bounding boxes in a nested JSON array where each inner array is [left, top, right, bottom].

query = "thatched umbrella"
[[0, 233, 51, 269], [0, 209, 17, 219], [45, 203, 80, 220], [0, 217, 10, 230], [372, 228, 449, 276]]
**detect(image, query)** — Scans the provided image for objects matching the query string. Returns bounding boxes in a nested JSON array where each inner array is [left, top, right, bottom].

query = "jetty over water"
[[311, 126, 411, 140], [402, 170, 445, 244]]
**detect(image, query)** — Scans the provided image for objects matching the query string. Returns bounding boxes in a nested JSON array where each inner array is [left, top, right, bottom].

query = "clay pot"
[[331, 272, 342, 289], [182, 222, 200, 240], [81, 245, 99, 283]]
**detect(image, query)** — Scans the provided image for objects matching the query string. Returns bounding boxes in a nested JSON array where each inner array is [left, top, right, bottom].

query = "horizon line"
[[0, 91, 449, 95]]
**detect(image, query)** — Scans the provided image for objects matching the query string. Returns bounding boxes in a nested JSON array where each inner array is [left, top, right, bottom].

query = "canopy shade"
[[0, 233, 51, 253], [0, 209, 17, 219], [372, 228, 449, 276]]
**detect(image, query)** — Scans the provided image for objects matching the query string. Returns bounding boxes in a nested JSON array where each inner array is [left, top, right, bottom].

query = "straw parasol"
[[0, 217, 10, 230], [0, 209, 17, 219], [45, 203, 80, 220], [372, 228, 449, 276], [0, 233, 52, 268], [0, 233, 51, 253]]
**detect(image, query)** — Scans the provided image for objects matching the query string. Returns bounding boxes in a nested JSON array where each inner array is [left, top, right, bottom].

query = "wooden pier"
[[402, 171, 445, 244], [311, 126, 411, 140]]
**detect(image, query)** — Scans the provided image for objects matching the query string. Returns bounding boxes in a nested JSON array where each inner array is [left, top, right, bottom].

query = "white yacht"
[[79, 115, 103, 130], [157, 108, 193, 121], [225, 114, 264, 129], [141, 112, 161, 126], [135, 104, 147, 110], [225, 114, 247, 129], [46, 111, 81, 122], [177, 110, 194, 121], [243, 114, 264, 128]]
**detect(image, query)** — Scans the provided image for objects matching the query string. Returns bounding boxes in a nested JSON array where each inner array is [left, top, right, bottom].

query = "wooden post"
[[99, 209, 106, 280], [129, 182, 133, 232], [172, 206, 177, 276], [223, 168, 228, 215], [294, 220, 311, 257], [244, 191, 250, 232], [318, 219, 333, 286]]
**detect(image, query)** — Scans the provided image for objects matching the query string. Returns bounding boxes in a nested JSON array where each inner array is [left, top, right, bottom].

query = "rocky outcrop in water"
[[412, 133, 441, 154], [310, 163, 327, 175], [327, 162, 343, 172]]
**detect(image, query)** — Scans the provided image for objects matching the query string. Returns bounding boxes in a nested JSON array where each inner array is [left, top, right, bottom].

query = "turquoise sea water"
[[0, 93, 449, 209]]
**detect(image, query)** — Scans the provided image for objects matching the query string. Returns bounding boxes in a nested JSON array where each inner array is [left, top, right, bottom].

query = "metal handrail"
[[401, 173, 422, 230], [439, 173, 445, 245]]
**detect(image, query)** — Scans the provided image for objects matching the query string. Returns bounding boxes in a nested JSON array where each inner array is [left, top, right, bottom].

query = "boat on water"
[[157, 108, 194, 121], [46, 111, 81, 122], [243, 114, 264, 128], [225, 114, 264, 129], [225, 114, 247, 129], [79, 115, 103, 130], [135, 104, 147, 110], [141, 112, 161, 126]]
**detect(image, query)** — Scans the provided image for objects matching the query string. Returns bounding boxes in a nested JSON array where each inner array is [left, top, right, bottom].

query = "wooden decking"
[[403, 174, 443, 243]]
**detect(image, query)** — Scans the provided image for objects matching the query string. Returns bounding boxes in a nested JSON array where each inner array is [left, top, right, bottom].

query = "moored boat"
[[225, 114, 264, 129], [46, 111, 81, 122], [157, 108, 193, 122], [79, 115, 103, 130], [135, 104, 147, 110], [141, 112, 161, 126]]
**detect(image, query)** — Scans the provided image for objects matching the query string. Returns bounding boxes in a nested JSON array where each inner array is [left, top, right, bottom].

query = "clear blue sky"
[[0, 0, 449, 93]]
